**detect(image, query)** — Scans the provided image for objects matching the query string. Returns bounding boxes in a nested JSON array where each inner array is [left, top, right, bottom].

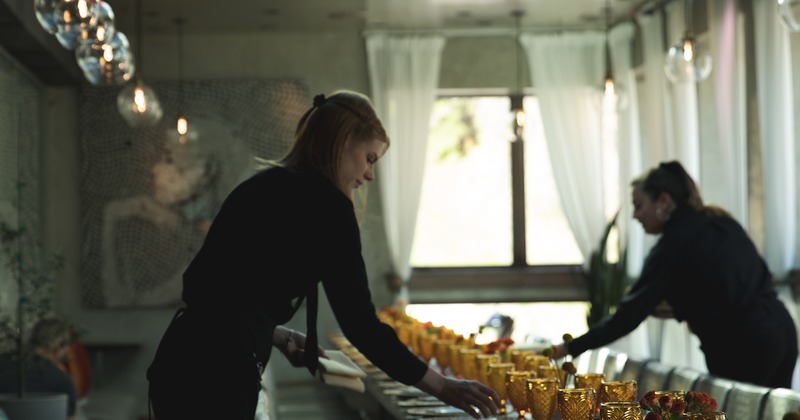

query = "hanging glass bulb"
[[76, 30, 133, 86], [595, 71, 629, 112], [77, 0, 115, 46], [54, 0, 98, 49], [34, 0, 60, 34], [664, 31, 712, 83], [778, 0, 800, 32], [117, 77, 163, 127]]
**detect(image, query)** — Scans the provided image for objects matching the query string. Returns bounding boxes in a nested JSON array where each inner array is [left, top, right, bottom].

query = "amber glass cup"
[[506, 370, 532, 419], [418, 333, 436, 365], [558, 388, 596, 420], [600, 401, 642, 419], [476, 354, 500, 386], [654, 390, 686, 403], [575, 373, 605, 414], [487, 363, 515, 415], [526, 377, 559, 420], [433, 338, 453, 374], [459, 348, 482, 381], [447, 343, 466, 377], [512, 350, 535, 371], [600, 380, 637, 405], [523, 355, 551, 373]]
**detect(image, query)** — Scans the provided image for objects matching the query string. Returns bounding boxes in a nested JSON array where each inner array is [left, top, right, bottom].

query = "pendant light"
[[174, 8, 192, 144], [510, 9, 526, 141], [778, 0, 800, 32], [596, 0, 628, 112], [664, 0, 712, 83], [116, 0, 163, 127]]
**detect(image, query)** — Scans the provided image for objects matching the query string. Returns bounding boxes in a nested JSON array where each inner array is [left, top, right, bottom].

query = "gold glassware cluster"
[[558, 388, 596, 420]]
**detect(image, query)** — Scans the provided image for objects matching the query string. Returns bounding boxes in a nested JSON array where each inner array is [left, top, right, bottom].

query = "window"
[[410, 94, 582, 269]]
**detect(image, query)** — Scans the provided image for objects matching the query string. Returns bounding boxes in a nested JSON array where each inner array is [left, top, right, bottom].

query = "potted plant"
[[584, 210, 629, 327], [0, 205, 70, 419]]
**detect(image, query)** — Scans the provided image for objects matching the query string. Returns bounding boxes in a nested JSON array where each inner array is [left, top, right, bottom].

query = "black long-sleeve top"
[[568, 206, 788, 358], [181, 166, 428, 385]]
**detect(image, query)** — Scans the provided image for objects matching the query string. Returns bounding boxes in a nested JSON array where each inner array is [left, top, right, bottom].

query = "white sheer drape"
[[365, 33, 445, 300], [753, 0, 800, 389], [605, 22, 651, 360], [519, 31, 607, 266], [707, 0, 748, 225]]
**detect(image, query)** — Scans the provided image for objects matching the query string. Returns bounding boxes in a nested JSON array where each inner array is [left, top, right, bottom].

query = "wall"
[[35, 29, 520, 419]]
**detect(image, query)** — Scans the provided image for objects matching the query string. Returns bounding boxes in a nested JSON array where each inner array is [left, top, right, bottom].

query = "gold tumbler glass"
[[476, 354, 501, 386], [575, 373, 605, 414], [512, 350, 535, 371], [506, 370, 532, 419], [654, 390, 686, 404], [600, 401, 642, 420], [488, 362, 515, 415], [558, 388, 596, 420], [433, 339, 453, 374], [524, 355, 552, 373], [600, 380, 638, 405], [526, 377, 559, 420]]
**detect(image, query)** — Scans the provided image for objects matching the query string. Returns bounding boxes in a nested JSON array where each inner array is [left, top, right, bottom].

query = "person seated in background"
[[0, 318, 78, 420], [551, 160, 798, 388]]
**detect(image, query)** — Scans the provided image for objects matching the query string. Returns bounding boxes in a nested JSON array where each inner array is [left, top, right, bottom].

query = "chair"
[[666, 366, 703, 392], [601, 350, 628, 382], [574, 349, 597, 375], [616, 356, 652, 384], [637, 361, 675, 401], [692, 374, 736, 411], [722, 382, 770, 420], [762, 388, 800, 420]]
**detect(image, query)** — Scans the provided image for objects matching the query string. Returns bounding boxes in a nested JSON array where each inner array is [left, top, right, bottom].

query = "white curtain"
[[519, 31, 607, 266], [707, 0, 748, 225], [365, 33, 445, 300], [606, 22, 651, 360], [753, 0, 800, 389]]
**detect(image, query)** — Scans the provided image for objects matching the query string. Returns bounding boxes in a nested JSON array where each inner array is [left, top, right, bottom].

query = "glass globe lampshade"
[[54, 0, 98, 50], [117, 78, 163, 127], [34, 0, 60, 34], [76, 30, 133, 86], [664, 32, 712, 83], [778, 0, 800, 32], [76, 0, 115, 47]]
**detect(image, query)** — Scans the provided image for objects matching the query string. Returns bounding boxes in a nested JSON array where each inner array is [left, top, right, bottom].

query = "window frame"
[[408, 89, 585, 304]]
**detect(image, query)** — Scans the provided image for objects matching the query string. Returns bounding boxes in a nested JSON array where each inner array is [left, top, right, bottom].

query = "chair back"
[[666, 367, 703, 392], [692, 374, 736, 410], [601, 351, 628, 382], [637, 361, 675, 401], [762, 387, 800, 420], [722, 382, 770, 420], [617, 356, 651, 384]]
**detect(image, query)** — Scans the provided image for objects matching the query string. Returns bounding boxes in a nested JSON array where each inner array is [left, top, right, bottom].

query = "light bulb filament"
[[682, 39, 694, 62], [177, 116, 188, 135], [77, 0, 89, 18], [134, 87, 147, 113]]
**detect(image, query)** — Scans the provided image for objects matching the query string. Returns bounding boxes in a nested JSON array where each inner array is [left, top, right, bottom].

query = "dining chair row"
[[579, 350, 800, 420]]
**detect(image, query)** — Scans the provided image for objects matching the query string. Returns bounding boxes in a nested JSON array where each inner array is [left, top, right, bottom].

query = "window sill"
[[408, 265, 588, 304]]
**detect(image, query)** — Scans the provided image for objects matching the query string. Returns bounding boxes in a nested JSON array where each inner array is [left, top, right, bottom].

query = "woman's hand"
[[273, 326, 326, 367], [415, 368, 500, 418]]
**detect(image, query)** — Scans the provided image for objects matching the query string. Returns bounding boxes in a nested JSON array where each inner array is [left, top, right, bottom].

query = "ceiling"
[[106, 0, 661, 36], [1, 0, 666, 85]]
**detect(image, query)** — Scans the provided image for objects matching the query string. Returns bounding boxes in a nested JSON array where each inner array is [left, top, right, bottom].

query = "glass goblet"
[[558, 388, 596, 420], [506, 370, 532, 419], [526, 377, 559, 420], [487, 362, 515, 415]]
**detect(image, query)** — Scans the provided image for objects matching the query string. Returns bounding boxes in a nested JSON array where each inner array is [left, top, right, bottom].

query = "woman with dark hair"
[[552, 160, 797, 388], [146, 90, 500, 419]]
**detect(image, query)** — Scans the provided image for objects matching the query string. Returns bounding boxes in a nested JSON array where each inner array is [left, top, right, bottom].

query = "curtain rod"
[[362, 24, 606, 38]]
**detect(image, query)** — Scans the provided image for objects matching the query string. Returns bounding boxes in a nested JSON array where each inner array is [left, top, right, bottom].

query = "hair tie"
[[313, 94, 327, 107]]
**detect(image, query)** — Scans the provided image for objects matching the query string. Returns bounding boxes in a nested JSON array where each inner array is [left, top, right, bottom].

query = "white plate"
[[406, 406, 469, 417]]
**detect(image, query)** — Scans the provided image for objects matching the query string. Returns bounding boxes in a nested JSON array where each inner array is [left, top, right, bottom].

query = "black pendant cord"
[[135, 0, 143, 83], [176, 0, 185, 114]]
